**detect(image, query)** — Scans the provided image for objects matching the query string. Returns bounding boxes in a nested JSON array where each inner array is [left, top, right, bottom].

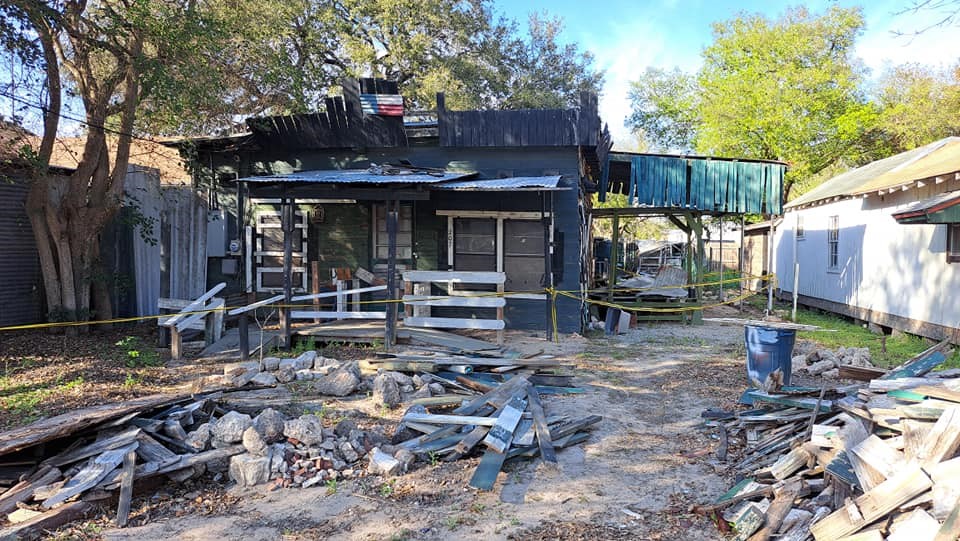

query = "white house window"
[[948, 224, 960, 263], [827, 216, 839, 270], [796, 215, 804, 240]]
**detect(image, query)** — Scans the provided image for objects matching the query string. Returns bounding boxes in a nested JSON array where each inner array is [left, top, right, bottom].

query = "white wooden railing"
[[158, 282, 226, 360], [401, 270, 506, 345]]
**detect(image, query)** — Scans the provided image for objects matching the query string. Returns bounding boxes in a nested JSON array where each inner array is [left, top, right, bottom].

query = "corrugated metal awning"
[[238, 168, 475, 185], [431, 175, 567, 191], [892, 189, 960, 224]]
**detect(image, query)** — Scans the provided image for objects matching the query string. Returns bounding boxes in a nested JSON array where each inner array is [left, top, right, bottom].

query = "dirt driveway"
[[96, 322, 749, 541]]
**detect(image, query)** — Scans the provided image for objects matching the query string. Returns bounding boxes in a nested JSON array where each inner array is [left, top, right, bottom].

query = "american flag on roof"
[[359, 93, 404, 116]]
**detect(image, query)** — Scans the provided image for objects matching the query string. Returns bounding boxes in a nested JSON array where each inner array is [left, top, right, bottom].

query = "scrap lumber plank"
[[452, 375, 528, 416], [913, 385, 960, 404], [402, 413, 498, 427], [746, 479, 802, 541], [403, 327, 502, 352], [0, 393, 193, 457], [935, 498, 960, 541], [839, 365, 888, 381], [482, 396, 526, 453], [469, 448, 509, 491], [732, 504, 765, 541], [101, 445, 244, 489], [929, 457, 960, 520], [43, 442, 139, 509], [134, 433, 179, 465], [448, 426, 490, 460], [886, 508, 940, 541], [746, 391, 833, 412], [409, 396, 469, 407], [849, 435, 907, 481], [835, 531, 884, 541], [883, 340, 951, 380], [900, 419, 933, 460], [0, 500, 92, 541], [525, 386, 556, 463], [115, 448, 137, 527], [810, 465, 933, 540], [43, 427, 142, 468], [917, 407, 960, 468], [0, 466, 61, 515], [770, 447, 811, 481]]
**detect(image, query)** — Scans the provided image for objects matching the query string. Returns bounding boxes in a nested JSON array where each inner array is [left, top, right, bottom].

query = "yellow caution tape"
[[0, 274, 778, 332]]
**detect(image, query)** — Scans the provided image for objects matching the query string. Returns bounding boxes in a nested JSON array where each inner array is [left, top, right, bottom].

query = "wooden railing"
[[158, 282, 226, 361], [401, 270, 506, 345]]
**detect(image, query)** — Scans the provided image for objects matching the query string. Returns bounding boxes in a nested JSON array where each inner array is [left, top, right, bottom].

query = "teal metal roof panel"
[[601, 154, 785, 215]]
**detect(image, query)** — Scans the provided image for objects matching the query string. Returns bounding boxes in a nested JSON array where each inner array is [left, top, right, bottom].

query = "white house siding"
[[774, 186, 960, 335]]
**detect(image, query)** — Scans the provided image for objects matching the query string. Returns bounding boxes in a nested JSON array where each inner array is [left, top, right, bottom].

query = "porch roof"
[[430, 175, 567, 191], [238, 168, 475, 185], [892, 189, 960, 224]]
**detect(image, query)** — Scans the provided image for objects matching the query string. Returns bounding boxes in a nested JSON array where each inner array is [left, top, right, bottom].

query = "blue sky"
[[493, 0, 960, 145]]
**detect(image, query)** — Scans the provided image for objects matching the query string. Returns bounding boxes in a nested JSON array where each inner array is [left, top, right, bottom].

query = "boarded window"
[[827, 216, 839, 270], [373, 204, 413, 260], [503, 220, 544, 291], [948, 224, 960, 263]]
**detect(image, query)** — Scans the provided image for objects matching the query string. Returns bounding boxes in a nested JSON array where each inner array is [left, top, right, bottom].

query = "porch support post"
[[542, 191, 554, 341], [385, 197, 399, 350], [607, 211, 619, 305], [280, 191, 293, 349], [718, 216, 724, 301], [739, 215, 745, 312], [238, 312, 249, 361], [767, 217, 775, 314]]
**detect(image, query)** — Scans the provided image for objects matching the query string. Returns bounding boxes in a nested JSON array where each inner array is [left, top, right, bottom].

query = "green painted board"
[[883, 351, 947, 380], [888, 389, 927, 402]]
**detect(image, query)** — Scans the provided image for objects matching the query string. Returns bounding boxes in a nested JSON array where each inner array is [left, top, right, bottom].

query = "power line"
[[0, 89, 166, 145]]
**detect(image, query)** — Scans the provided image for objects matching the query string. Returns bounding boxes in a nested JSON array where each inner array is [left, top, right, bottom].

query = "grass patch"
[[792, 308, 930, 368], [0, 375, 86, 423]]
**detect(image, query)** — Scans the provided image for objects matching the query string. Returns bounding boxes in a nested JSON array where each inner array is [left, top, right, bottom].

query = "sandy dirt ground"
[[90, 321, 754, 541]]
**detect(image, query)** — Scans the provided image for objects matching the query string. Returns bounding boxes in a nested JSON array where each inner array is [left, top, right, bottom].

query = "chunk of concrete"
[[283, 414, 324, 446], [253, 408, 286, 442], [295, 350, 318, 369], [393, 448, 415, 472], [313, 362, 361, 397], [211, 411, 253, 444], [184, 422, 211, 452], [367, 448, 402, 476], [228, 453, 271, 486], [242, 426, 268, 456], [261, 356, 282, 371], [250, 372, 278, 386], [339, 441, 360, 463], [373, 374, 401, 408], [276, 368, 296, 384]]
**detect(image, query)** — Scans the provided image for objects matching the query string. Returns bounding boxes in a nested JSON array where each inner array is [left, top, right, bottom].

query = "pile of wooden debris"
[[391, 374, 600, 490], [698, 340, 960, 540], [0, 388, 387, 539]]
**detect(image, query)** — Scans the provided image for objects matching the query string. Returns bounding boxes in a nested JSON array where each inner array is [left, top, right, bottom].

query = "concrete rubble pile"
[[792, 345, 875, 379]]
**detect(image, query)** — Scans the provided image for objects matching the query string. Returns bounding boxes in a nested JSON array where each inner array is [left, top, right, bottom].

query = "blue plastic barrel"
[[745, 325, 797, 389]]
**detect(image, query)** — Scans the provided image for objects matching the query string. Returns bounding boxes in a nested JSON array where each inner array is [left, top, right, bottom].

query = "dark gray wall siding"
[[201, 146, 585, 333], [0, 173, 43, 325]]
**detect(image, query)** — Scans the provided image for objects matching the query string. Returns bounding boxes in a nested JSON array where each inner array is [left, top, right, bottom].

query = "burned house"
[[170, 80, 608, 342]]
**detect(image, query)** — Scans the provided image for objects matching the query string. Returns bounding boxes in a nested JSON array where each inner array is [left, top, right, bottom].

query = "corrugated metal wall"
[[160, 186, 207, 300], [0, 172, 43, 325]]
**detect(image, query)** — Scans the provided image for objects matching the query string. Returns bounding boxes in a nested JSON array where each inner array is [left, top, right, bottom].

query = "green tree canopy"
[[627, 6, 877, 201]]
